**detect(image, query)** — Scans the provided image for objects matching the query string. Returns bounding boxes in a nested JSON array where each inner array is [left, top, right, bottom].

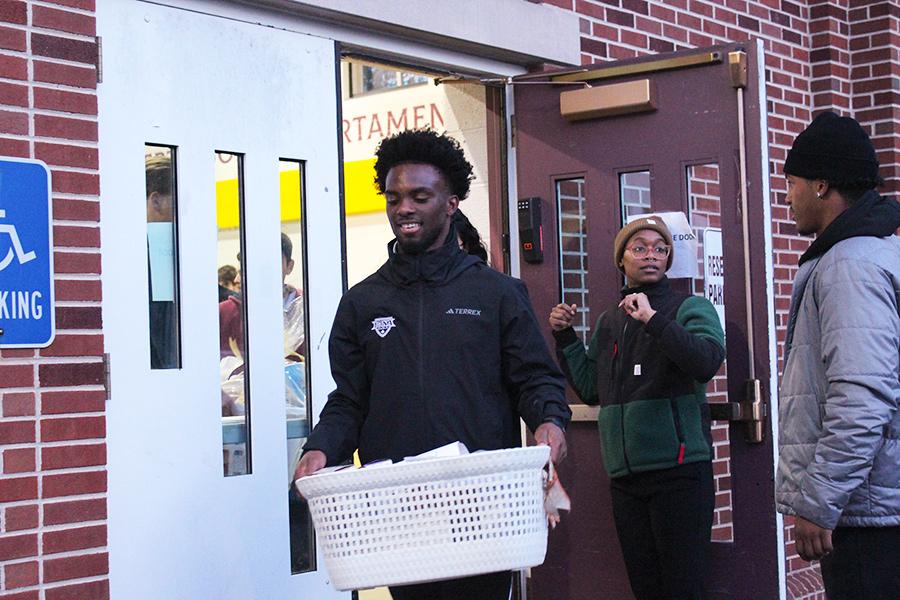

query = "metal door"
[[513, 42, 781, 599], [98, 1, 345, 598]]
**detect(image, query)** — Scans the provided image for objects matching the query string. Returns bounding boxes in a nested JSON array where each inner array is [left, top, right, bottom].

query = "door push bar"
[[721, 49, 766, 445]]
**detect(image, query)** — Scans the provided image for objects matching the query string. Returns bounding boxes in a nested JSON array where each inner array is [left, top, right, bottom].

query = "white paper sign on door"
[[703, 228, 726, 333], [626, 211, 699, 278]]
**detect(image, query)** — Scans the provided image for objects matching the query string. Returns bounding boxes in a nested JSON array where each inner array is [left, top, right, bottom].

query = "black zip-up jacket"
[[554, 278, 724, 477], [304, 233, 571, 465]]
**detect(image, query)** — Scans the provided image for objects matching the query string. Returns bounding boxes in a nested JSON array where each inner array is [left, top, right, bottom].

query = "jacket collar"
[[380, 224, 480, 286], [800, 190, 900, 265], [621, 276, 671, 300]]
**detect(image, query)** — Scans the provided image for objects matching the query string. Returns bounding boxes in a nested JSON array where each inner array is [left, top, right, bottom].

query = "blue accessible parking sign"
[[0, 158, 54, 348]]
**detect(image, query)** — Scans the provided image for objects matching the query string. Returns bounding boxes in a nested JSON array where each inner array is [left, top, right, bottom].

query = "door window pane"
[[687, 162, 733, 543], [619, 170, 652, 223], [280, 159, 315, 573], [145, 145, 182, 370], [556, 178, 591, 339], [217, 151, 252, 477]]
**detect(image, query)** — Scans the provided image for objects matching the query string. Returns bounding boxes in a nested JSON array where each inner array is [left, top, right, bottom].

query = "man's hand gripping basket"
[[295, 446, 550, 591]]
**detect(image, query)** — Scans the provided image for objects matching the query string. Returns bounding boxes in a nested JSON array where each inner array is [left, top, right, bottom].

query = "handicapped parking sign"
[[0, 158, 54, 348]]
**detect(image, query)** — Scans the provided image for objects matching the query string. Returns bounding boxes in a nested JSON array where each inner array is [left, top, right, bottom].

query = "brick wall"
[[0, 2, 106, 600], [544, 0, 899, 598]]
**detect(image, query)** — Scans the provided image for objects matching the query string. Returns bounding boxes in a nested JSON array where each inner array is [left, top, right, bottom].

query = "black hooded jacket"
[[304, 231, 571, 465]]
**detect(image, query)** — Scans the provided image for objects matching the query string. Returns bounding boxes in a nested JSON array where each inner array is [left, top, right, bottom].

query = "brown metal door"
[[515, 44, 779, 600]]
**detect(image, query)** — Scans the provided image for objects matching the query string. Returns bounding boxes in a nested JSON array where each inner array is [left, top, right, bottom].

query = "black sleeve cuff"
[[542, 415, 568, 432], [552, 327, 579, 348]]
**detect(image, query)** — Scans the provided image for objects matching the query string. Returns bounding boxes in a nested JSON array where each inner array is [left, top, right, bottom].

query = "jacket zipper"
[[615, 319, 632, 474], [418, 281, 427, 442]]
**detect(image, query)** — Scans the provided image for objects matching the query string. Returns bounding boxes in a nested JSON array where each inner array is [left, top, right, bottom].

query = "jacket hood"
[[378, 223, 482, 286], [800, 191, 900, 265]]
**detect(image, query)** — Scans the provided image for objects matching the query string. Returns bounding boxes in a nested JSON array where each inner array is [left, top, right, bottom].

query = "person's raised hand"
[[618, 293, 656, 323], [534, 422, 567, 464], [549, 303, 577, 332]]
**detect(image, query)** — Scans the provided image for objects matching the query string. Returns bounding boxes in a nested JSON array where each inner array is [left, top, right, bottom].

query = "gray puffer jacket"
[[776, 231, 900, 529]]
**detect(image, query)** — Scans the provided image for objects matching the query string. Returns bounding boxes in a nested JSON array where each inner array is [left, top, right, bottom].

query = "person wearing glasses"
[[548, 216, 725, 600]]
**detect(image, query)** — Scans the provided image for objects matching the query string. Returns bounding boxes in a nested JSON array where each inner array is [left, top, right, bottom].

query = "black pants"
[[819, 525, 900, 600], [610, 461, 714, 600], [388, 571, 511, 600]]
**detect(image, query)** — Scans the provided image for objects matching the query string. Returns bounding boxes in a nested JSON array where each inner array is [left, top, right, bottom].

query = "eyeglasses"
[[626, 245, 670, 259]]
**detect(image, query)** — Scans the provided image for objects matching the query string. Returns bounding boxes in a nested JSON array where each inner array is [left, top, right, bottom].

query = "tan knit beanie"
[[613, 216, 674, 272]]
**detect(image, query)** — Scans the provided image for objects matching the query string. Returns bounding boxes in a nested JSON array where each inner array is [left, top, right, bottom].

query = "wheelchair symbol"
[[0, 208, 37, 272]]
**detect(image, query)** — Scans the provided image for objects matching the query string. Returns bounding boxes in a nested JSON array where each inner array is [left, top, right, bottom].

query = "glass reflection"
[[217, 151, 251, 477], [145, 144, 182, 370], [556, 177, 591, 339], [280, 159, 314, 573]]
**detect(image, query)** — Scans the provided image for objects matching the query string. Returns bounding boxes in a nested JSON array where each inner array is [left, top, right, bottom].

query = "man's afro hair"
[[373, 129, 475, 200]]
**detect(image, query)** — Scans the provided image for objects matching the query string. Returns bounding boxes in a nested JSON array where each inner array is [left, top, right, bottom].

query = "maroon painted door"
[[515, 44, 780, 599]]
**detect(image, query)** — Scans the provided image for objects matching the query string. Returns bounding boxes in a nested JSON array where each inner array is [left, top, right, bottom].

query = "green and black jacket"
[[553, 277, 725, 478]]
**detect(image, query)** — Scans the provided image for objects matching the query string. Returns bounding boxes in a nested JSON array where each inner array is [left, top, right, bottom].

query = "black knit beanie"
[[783, 111, 879, 187]]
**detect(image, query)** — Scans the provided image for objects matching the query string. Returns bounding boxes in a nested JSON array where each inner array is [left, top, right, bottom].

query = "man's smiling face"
[[384, 162, 458, 254]]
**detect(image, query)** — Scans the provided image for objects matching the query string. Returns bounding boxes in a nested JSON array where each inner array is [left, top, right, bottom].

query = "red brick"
[[3, 560, 38, 588], [45, 580, 109, 600], [0, 591, 39, 600], [43, 552, 108, 583], [43, 524, 106, 555], [41, 390, 105, 415], [0, 136, 29, 157], [3, 447, 36, 473], [39, 360, 105, 387], [0, 364, 34, 388], [34, 60, 96, 89], [0, 533, 36, 561], [0, 24, 26, 51], [42, 470, 106, 498], [41, 416, 105, 442], [33, 87, 97, 116], [52, 174, 100, 197], [51, 224, 100, 248], [53, 279, 102, 303], [0, 477, 37, 502], [0, 349, 35, 359], [0, 420, 35, 444], [4, 504, 38, 531], [54, 307, 102, 331], [0, 108, 27, 134], [0, 81, 27, 107], [31, 33, 97, 65], [0, 1, 27, 25], [42, 443, 106, 470], [33, 6, 95, 36], [44, 0, 95, 10], [52, 251, 101, 275], [606, 8, 634, 27], [41, 333, 104, 357], [0, 53, 26, 80], [580, 37, 607, 57], [2, 392, 34, 416], [35, 142, 98, 169], [43, 498, 106, 526], [36, 115, 98, 142], [53, 200, 100, 224]]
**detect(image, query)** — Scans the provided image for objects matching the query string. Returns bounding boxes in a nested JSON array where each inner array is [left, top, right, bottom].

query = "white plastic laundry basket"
[[295, 446, 550, 591]]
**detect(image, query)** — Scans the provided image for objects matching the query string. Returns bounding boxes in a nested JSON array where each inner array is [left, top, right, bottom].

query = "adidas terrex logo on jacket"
[[554, 277, 725, 478], [304, 232, 571, 466]]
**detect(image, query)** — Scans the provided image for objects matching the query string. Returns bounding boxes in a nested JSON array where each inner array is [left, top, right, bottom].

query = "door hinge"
[[95, 35, 103, 83], [103, 352, 112, 400], [509, 113, 516, 148]]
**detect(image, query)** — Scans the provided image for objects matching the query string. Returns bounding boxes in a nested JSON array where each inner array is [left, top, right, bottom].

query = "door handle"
[[708, 378, 766, 443]]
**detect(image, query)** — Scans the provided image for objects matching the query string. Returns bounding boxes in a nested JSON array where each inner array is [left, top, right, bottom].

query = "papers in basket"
[[403, 441, 469, 462]]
